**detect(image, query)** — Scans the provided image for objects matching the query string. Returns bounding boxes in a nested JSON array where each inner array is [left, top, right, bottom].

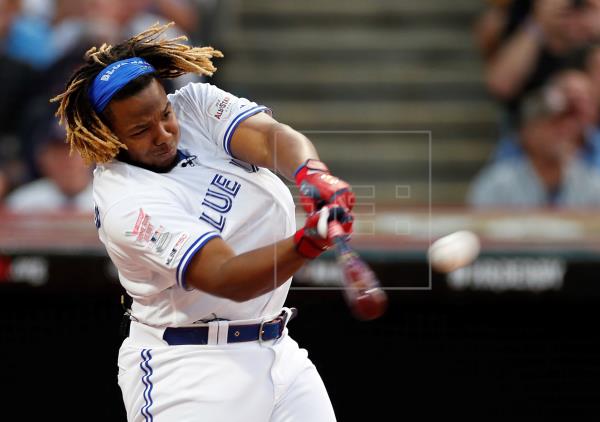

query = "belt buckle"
[[258, 319, 268, 343], [259, 308, 296, 343], [258, 315, 283, 343]]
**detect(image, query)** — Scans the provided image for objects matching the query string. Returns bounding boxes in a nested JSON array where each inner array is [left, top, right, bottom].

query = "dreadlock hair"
[[50, 22, 223, 164]]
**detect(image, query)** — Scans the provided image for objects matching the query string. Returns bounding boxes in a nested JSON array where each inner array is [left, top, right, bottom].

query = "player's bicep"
[[229, 112, 281, 169], [183, 236, 237, 296]]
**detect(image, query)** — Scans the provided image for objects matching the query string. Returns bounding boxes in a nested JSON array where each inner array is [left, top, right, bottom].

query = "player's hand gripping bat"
[[328, 221, 388, 320]]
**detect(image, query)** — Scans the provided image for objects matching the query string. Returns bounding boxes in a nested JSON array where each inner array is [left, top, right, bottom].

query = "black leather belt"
[[162, 308, 297, 345]]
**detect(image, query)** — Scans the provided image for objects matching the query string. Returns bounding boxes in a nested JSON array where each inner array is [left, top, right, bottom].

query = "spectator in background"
[[84, 0, 198, 41], [478, 0, 600, 128], [0, 0, 42, 199], [1, 0, 54, 69], [148, 0, 201, 36], [75, 0, 201, 91], [584, 42, 600, 131], [19, 0, 54, 19], [468, 70, 600, 208], [3, 0, 201, 72], [490, 40, 600, 167], [4, 120, 93, 212], [492, 61, 600, 164], [1, 0, 204, 200], [474, 0, 513, 62]]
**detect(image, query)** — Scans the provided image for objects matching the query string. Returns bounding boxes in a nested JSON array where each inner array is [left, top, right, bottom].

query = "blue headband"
[[89, 57, 156, 113]]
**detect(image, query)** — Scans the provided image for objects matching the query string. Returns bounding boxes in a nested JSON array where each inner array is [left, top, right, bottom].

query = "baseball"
[[428, 230, 480, 273]]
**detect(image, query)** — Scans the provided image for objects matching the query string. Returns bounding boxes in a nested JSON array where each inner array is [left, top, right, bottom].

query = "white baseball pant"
[[117, 320, 336, 421]]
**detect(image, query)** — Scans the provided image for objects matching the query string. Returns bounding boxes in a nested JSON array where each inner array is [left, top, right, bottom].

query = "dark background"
[[2, 256, 600, 421]]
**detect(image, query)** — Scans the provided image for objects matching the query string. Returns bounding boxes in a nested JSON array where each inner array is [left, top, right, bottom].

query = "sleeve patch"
[[124, 208, 176, 255], [126, 208, 149, 240], [125, 208, 159, 244], [209, 95, 234, 121], [165, 233, 190, 266]]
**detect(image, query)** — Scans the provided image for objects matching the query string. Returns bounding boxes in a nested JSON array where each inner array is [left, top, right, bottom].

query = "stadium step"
[[220, 62, 483, 86], [309, 135, 494, 164], [220, 28, 475, 54], [234, 0, 480, 20], [215, 0, 490, 204], [263, 100, 496, 129]]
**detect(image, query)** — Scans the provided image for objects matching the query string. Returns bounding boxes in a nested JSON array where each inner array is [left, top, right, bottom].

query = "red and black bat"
[[329, 222, 388, 320]]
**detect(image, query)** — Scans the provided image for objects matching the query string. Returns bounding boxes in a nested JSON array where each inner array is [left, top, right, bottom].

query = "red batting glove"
[[294, 205, 353, 259], [294, 159, 356, 214]]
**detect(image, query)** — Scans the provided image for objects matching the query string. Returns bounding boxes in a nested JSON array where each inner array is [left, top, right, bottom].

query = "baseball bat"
[[328, 222, 388, 321]]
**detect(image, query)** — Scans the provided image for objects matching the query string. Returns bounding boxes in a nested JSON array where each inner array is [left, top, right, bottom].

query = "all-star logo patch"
[[209, 95, 233, 120]]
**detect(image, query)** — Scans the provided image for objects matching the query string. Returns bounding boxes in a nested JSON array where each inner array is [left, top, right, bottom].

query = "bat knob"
[[351, 288, 388, 321]]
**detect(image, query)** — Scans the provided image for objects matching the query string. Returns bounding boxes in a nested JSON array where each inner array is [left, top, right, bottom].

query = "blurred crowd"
[[3, 0, 600, 214], [470, 0, 600, 208], [0, 0, 216, 212]]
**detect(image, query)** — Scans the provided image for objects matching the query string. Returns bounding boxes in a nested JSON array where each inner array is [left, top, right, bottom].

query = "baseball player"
[[51, 23, 355, 422]]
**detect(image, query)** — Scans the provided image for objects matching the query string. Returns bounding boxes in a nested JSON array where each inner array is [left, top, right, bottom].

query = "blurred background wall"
[[214, 0, 495, 206]]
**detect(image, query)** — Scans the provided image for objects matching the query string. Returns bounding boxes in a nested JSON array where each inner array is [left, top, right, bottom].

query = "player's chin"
[[151, 146, 178, 168]]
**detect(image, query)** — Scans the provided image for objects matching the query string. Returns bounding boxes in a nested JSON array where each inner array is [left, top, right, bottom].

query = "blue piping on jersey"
[[223, 106, 270, 157], [176, 231, 220, 289], [140, 349, 154, 422]]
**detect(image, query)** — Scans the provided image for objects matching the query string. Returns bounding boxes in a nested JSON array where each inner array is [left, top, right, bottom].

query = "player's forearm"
[[190, 237, 306, 302], [231, 114, 320, 179], [266, 123, 320, 180]]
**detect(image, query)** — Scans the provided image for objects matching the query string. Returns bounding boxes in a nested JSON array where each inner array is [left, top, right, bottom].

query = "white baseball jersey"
[[93, 82, 296, 326]]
